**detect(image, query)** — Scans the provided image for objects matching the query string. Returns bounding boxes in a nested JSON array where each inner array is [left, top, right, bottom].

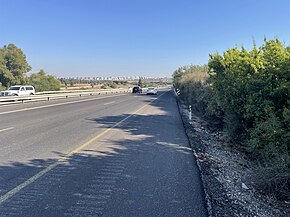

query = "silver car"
[[146, 87, 157, 95]]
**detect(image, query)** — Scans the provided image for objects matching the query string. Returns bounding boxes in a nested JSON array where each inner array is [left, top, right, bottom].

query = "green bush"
[[100, 81, 118, 89], [252, 160, 289, 200], [208, 39, 290, 158], [173, 38, 290, 199], [28, 70, 61, 92]]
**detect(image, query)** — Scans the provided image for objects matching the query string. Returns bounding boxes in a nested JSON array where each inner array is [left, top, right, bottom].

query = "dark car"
[[132, 86, 142, 94]]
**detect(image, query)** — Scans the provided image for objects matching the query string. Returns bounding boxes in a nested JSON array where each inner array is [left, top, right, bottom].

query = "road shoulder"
[[177, 102, 290, 217]]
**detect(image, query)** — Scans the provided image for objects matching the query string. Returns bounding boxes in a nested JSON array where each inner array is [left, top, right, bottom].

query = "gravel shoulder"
[[178, 102, 290, 217]]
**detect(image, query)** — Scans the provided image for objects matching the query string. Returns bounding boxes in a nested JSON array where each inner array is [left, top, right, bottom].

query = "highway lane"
[[0, 90, 207, 216], [0, 93, 147, 201], [0, 93, 141, 163]]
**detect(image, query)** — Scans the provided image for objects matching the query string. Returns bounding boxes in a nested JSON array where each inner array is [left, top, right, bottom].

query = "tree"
[[137, 77, 143, 87], [0, 44, 31, 87], [28, 69, 61, 92], [0, 51, 13, 87]]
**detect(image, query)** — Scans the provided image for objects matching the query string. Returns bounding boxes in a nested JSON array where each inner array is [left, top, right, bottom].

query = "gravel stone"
[[178, 103, 290, 217]]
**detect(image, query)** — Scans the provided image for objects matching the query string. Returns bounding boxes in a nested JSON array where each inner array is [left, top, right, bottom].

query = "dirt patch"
[[178, 103, 290, 217]]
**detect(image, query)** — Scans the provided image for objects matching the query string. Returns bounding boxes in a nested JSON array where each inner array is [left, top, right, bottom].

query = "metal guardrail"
[[36, 88, 127, 95], [0, 89, 131, 105]]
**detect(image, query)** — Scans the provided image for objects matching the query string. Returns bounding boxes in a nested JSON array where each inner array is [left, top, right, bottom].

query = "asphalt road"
[[0, 90, 207, 217]]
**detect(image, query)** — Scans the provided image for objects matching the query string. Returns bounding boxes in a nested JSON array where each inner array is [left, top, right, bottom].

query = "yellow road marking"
[[0, 91, 168, 204]]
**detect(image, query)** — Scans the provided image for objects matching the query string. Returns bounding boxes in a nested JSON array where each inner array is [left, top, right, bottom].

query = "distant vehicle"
[[132, 86, 142, 94], [0, 85, 35, 97], [146, 87, 158, 95]]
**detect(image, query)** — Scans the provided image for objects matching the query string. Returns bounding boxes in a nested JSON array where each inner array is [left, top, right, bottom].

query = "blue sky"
[[1, 0, 290, 77]]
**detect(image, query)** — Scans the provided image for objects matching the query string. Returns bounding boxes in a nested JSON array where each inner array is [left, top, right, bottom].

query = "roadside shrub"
[[107, 81, 117, 88], [247, 112, 287, 159], [100, 81, 117, 89], [252, 160, 289, 200], [208, 38, 290, 149], [173, 64, 222, 129], [173, 38, 290, 199], [28, 69, 61, 92]]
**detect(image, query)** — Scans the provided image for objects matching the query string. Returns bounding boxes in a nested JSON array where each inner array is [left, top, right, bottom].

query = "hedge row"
[[173, 38, 289, 200]]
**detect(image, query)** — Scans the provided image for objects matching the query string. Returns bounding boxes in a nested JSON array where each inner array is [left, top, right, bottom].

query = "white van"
[[0, 85, 35, 96]]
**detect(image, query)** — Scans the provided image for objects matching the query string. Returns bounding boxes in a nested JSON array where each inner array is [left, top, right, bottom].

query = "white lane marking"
[[104, 101, 115, 106], [0, 163, 58, 204], [0, 94, 127, 115], [0, 127, 14, 133]]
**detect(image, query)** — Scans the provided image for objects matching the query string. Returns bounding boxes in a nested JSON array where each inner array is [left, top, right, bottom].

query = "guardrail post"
[[189, 105, 192, 121]]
